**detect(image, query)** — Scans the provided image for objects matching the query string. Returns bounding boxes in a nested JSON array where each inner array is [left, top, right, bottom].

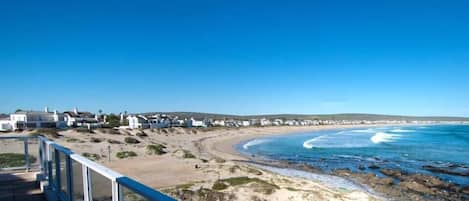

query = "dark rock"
[[296, 163, 321, 173], [462, 186, 469, 194], [368, 164, 380, 169], [358, 165, 366, 171], [333, 168, 353, 176], [399, 181, 436, 195], [380, 169, 404, 179], [422, 165, 469, 176]]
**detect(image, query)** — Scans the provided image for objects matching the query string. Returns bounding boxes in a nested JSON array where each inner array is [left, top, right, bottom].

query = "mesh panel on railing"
[[59, 151, 68, 195], [72, 159, 85, 201], [90, 169, 113, 201], [122, 185, 150, 201], [51, 148, 57, 187], [27, 137, 40, 168]]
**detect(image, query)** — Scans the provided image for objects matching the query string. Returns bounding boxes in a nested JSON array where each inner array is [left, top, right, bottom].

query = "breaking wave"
[[243, 139, 270, 150], [370, 132, 402, 144], [390, 129, 415, 133], [303, 135, 329, 149], [350, 129, 375, 133]]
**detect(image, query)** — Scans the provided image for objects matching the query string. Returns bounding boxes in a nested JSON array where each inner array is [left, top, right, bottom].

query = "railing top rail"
[[50, 143, 74, 155], [0, 136, 35, 140], [117, 177, 177, 201], [70, 154, 123, 180]]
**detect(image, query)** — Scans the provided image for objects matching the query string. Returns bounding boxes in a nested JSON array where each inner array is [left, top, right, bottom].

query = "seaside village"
[[0, 107, 463, 132]]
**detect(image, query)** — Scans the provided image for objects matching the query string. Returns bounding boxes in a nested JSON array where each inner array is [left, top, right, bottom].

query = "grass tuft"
[[116, 151, 137, 159], [124, 137, 140, 144], [0, 153, 37, 168], [146, 144, 167, 155]]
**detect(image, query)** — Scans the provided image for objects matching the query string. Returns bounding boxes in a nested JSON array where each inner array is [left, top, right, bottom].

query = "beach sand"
[[2, 125, 390, 201]]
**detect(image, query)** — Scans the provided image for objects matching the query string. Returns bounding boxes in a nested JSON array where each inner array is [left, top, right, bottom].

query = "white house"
[[64, 108, 100, 128], [260, 118, 272, 126], [0, 119, 12, 131], [249, 119, 260, 126], [148, 115, 171, 128], [272, 119, 283, 126], [127, 115, 150, 129], [186, 118, 207, 128], [171, 119, 185, 127], [10, 107, 67, 130], [212, 119, 226, 127], [241, 120, 250, 127]]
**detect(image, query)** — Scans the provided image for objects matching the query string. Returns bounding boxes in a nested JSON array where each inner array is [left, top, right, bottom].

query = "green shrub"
[[66, 138, 85, 143], [116, 151, 137, 159], [182, 150, 196, 159], [175, 183, 194, 190], [247, 167, 263, 175], [146, 144, 167, 155], [107, 139, 122, 144], [212, 181, 229, 191], [98, 128, 121, 135], [90, 137, 102, 143], [124, 137, 140, 144], [214, 177, 279, 194], [136, 131, 148, 138], [31, 128, 61, 138], [82, 153, 101, 161], [0, 153, 37, 168]]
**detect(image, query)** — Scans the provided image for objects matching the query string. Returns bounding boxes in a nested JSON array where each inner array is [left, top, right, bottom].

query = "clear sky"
[[1, 0, 468, 116]]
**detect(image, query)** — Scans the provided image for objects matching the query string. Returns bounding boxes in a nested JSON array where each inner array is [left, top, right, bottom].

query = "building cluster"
[[0, 107, 102, 131], [0, 107, 467, 132]]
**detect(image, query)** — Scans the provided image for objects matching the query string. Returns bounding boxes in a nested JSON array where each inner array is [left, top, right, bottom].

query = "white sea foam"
[[370, 132, 401, 144], [251, 164, 377, 193], [243, 139, 270, 150], [390, 129, 414, 133], [351, 129, 375, 133], [303, 135, 328, 149]]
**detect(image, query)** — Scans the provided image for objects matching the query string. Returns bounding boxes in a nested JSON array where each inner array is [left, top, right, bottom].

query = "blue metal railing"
[[1, 135, 176, 201]]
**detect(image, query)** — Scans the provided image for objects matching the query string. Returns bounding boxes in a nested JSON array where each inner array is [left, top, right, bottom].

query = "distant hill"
[[139, 112, 469, 121]]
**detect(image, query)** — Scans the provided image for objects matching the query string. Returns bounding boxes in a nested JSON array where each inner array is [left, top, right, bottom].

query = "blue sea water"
[[237, 125, 469, 185]]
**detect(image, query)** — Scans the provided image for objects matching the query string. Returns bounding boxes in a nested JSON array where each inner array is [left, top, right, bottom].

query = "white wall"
[[0, 120, 12, 131]]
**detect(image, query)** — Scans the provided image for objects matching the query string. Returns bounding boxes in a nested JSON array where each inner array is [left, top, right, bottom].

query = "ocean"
[[237, 124, 469, 186]]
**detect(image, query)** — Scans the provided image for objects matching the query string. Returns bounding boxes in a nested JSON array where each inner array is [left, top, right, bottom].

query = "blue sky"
[[1, 0, 468, 116]]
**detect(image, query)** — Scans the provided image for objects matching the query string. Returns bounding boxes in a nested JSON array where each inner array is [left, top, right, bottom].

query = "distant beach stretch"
[[237, 125, 469, 185], [202, 124, 469, 200]]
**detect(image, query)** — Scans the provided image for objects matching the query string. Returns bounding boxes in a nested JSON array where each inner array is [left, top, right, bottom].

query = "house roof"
[[14, 111, 54, 115], [64, 111, 94, 118]]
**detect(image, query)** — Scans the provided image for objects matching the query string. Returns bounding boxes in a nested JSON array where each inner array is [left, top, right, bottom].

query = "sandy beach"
[[2, 125, 398, 201]]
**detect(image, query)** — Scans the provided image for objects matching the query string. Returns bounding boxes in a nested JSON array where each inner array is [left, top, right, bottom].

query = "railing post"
[[55, 149, 61, 190], [39, 138, 44, 174], [24, 137, 30, 172], [82, 166, 92, 201], [66, 156, 74, 201], [112, 180, 120, 201], [48, 144, 53, 187]]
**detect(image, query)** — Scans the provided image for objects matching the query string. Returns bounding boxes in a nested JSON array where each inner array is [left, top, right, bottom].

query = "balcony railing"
[[0, 135, 176, 201]]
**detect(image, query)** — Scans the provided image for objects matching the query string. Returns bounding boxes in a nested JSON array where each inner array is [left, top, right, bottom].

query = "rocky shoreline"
[[334, 168, 468, 201], [241, 158, 469, 201]]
